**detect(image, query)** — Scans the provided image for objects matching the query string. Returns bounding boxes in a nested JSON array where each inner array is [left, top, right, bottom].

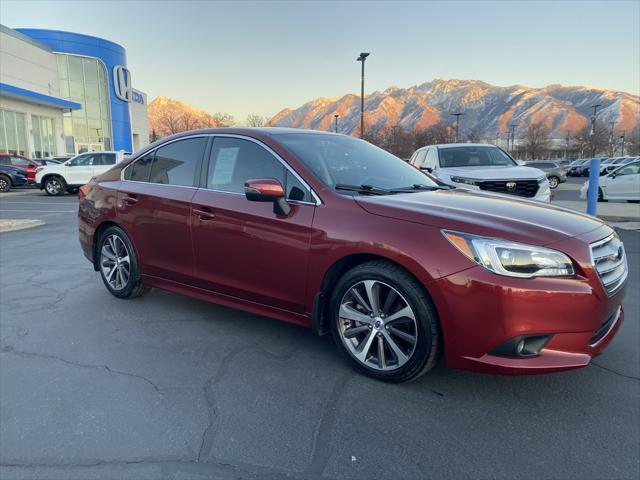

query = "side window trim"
[[122, 134, 321, 204]]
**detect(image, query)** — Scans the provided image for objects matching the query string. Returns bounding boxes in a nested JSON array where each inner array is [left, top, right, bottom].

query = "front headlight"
[[443, 230, 575, 278], [537, 175, 548, 184], [450, 176, 478, 186]]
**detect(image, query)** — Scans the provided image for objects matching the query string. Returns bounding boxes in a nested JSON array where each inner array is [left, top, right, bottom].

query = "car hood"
[[355, 188, 605, 246], [437, 165, 544, 180]]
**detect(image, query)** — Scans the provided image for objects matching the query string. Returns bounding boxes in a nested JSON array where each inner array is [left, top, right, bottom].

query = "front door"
[[607, 163, 640, 199], [65, 152, 96, 185], [190, 136, 316, 313]]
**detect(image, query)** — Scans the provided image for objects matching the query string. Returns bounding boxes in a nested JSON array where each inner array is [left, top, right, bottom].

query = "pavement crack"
[[590, 361, 640, 381], [304, 373, 352, 479], [0, 347, 162, 393]]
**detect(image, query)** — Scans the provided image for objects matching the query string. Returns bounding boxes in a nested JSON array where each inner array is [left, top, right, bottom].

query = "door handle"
[[122, 195, 138, 205], [193, 207, 216, 221]]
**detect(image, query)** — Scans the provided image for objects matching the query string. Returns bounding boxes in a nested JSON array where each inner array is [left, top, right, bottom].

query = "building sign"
[[113, 65, 132, 102], [132, 91, 145, 104]]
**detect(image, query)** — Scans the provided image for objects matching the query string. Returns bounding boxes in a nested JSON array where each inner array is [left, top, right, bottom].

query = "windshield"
[[438, 146, 516, 168], [278, 134, 437, 190]]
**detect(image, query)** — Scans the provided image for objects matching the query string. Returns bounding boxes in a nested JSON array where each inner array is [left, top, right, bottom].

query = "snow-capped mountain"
[[268, 78, 639, 138]]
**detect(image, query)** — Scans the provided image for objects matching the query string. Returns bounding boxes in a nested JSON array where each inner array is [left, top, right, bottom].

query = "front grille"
[[590, 307, 620, 345], [590, 234, 628, 295], [477, 179, 539, 198]]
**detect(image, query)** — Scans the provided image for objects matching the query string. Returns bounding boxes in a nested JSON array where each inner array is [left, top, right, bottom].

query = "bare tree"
[[626, 127, 640, 155], [519, 121, 551, 159], [180, 110, 202, 131], [246, 114, 267, 127], [574, 121, 610, 157], [200, 113, 234, 128], [155, 106, 184, 136]]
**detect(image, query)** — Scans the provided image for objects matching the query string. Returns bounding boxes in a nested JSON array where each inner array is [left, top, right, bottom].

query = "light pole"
[[451, 113, 464, 142], [334, 114, 339, 133], [620, 131, 625, 155], [508, 123, 518, 154], [565, 131, 570, 159], [356, 52, 370, 139], [589, 104, 601, 158]]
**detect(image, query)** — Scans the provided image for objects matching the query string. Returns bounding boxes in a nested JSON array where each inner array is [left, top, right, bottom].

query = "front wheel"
[[0, 174, 11, 193], [330, 261, 441, 383], [548, 176, 559, 189], [44, 176, 65, 196], [98, 226, 150, 299]]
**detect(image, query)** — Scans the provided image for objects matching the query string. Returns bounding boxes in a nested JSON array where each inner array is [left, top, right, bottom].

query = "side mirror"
[[420, 166, 433, 173], [244, 178, 290, 215]]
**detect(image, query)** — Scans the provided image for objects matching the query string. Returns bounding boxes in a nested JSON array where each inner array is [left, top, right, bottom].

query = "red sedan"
[[78, 128, 627, 382], [0, 153, 40, 184]]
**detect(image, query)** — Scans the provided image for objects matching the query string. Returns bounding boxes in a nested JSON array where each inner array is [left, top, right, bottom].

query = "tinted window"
[[11, 156, 31, 167], [207, 137, 285, 194], [438, 146, 515, 168], [616, 163, 639, 176], [126, 153, 154, 182], [285, 170, 311, 202], [411, 150, 426, 167], [149, 137, 207, 186], [279, 134, 437, 190], [95, 153, 116, 166], [0, 157, 9, 165]]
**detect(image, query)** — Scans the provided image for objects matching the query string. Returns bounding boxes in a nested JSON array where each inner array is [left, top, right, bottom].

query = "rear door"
[[190, 136, 316, 313], [117, 136, 208, 284], [93, 153, 117, 176]]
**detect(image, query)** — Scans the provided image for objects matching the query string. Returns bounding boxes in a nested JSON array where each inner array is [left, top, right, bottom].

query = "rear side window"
[[126, 153, 154, 182], [149, 137, 207, 186], [95, 153, 116, 166]]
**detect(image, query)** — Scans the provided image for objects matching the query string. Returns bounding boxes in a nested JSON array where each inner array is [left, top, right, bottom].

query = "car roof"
[[416, 143, 498, 150]]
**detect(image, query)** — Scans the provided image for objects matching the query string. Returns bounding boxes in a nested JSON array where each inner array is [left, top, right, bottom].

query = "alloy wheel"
[[548, 177, 559, 189], [100, 234, 131, 291], [45, 178, 62, 195], [0, 178, 9, 192], [338, 280, 417, 371]]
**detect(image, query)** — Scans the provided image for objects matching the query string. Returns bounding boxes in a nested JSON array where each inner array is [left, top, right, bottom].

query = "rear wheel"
[[98, 226, 150, 299], [548, 176, 559, 189], [0, 174, 11, 193], [44, 176, 65, 196], [329, 261, 440, 383]]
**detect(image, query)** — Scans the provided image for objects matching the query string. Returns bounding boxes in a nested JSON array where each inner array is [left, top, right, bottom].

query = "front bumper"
[[429, 226, 626, 375]]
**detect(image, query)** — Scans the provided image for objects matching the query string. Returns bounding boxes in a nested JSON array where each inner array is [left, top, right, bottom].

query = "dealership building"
[[0, 25, 148, 158]]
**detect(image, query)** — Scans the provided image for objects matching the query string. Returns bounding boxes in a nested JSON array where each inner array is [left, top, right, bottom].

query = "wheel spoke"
[[343, 324, 370, 339], [351, 288, 372, 313], [389, 326, 416, 345], [339, 304, 373, 325], [385, 305, 415, 323], [101, 246, 116, 261], [118, 265, 129, 285], [377, 335, 386, 369], [354, 330, 376, 363], [119, 255, 130, 266], [382, 289, 398, 315], [383, 330, 408, 365], [106, 265, 117, 283], [363, 280, 380, 316], [108, 236, 117, 255]]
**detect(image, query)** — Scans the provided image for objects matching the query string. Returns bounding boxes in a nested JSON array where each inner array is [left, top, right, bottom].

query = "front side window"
[[425, 149, 439, 169], [438, 146, 516, 168], [615, 163, 639, 176], [149, 137, 207, 186], [411, 150, 427, 168], [68, 154, 94, 166], [125, 153, 154, 182], [279, 134, 437, 190], [11, 156, 32, 167]]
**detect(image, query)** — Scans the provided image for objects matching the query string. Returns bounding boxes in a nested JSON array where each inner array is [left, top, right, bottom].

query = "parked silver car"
[[524, 161, 567, 189]]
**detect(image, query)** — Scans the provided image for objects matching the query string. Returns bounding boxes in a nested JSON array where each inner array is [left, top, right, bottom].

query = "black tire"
[[98, 226, 150, 299], [598, 187, 605, 202], [67, 187, 79, 194], [0, 174, 11, 193], [44, 176, 66, 196], [548, 176, 560, 189], [329, 260, 441, 383]]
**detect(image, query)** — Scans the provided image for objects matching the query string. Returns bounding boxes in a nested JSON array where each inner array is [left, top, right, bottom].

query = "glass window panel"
[[59, 80, 70, 98], [85, 83, 99, 101], [101, 119, 111, 137], [98, 63, 106, 85], [104, 137, 112, 150], [65, 136, 75, 154], [15, 113, 27, 155], [0, 112, 6, 152], [69, 81, 84, 101], [57, 55, 68, 79], [63, 116, 73, 136], [87, 117, 102, 137], [72, 108, 86, 120], [33, 116, 42, 157], [127, 153, 154, 182], [5, 111, 16, 152], [72, 118, 88, 139], [85, 100, 100, 118], [83, 58, 99, 84], [68, 56, 84, 82]]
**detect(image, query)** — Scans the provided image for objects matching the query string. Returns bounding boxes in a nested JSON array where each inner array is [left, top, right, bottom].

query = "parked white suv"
[[36, 151, 126, 196], [409, 143, 550, 202]]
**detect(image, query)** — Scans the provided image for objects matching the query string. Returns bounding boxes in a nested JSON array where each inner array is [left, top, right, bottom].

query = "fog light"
[[490, 335, 551, 358]]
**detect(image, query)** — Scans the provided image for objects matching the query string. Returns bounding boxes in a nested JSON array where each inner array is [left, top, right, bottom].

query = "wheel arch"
[[0, 173, 12, 186], [312, 253, 442, 343], [91, 220, 139, 272]]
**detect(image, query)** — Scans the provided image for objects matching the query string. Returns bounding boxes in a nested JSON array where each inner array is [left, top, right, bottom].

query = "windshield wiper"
[[389, 184, 453, 193], [335, 184, 392, 195]]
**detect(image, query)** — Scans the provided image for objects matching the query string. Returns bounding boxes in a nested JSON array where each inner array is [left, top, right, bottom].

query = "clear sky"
[[1, 0, 638, 122]]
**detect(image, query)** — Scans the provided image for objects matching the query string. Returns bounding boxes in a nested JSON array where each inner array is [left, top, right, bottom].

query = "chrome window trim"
[[121, 133, 322, 205]]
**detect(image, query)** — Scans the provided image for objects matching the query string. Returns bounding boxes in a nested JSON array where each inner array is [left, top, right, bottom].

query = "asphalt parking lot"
[[1, 189, 639, 480]]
